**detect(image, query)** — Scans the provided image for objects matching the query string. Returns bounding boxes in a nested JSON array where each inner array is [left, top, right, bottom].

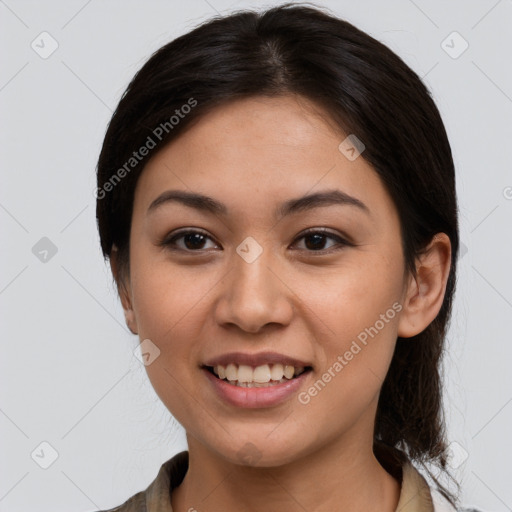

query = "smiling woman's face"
[[116, 94, 416, 466]]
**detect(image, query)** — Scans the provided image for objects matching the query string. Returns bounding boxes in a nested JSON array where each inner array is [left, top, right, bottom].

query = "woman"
[[95, 3, 476, 511]]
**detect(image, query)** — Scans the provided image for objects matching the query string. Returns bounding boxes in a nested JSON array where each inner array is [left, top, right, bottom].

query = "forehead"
[[133, 95, 396, 223]]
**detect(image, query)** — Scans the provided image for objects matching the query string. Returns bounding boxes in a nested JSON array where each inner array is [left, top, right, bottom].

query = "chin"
[[215, 436, 307, 468]]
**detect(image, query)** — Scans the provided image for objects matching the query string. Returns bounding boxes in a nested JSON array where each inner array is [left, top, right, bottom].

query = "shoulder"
[[93, 451, 189, 512]]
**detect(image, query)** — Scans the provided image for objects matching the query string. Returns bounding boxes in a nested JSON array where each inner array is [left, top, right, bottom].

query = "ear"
[[397, 233, 452, 338], [110, 246, 138, 335]]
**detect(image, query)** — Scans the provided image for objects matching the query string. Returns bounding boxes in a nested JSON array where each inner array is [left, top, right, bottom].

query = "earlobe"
[[397, 233, 452, 338], [110, 246, 139, 335], [123, 308, 139, 336]]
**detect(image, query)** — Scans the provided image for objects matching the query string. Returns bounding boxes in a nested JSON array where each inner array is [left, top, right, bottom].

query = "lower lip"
[[202, 368, 311, 409]]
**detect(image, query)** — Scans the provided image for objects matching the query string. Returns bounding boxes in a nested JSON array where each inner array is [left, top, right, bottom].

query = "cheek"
[[128, 258, 216, 411], [133, 279, 206, 428], [130, 250, 213, 340], [295, 256, 402, 405], [296, 302, 400, 438], [293, 251, 403, 336]]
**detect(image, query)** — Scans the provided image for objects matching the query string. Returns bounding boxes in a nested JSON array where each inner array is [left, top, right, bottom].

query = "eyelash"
[[159, 228, 353, 255]]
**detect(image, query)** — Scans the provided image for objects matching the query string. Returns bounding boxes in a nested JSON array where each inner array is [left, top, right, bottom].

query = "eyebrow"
[[147, 188, 370, 218]]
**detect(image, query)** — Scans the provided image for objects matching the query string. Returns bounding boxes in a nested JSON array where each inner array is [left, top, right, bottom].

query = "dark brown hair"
[[96, 2, 460, 506]]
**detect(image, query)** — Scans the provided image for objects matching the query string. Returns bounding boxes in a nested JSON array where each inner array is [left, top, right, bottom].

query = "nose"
[[213, 245, 294, 334]]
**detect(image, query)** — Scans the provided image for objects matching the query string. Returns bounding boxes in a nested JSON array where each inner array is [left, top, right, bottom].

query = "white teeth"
[[225, 363, 237, 381], [284, 365, 295, 379], [270, 363, 284, 381], [237, 364, 253, 383], [211, 363, 307, 385], [253, 364, 271, 383]]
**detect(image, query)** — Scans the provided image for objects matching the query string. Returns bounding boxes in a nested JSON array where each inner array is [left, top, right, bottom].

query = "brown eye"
[[161, 229, 219, 252], [292, 229, 351, 253], [160, 228, 352, 254]]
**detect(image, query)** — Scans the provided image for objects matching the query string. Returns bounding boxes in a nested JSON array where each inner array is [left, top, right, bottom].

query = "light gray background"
[[1, 1, 511, 511]]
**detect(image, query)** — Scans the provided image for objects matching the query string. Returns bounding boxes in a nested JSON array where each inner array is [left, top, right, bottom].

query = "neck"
[[171, 430, 401, 512]]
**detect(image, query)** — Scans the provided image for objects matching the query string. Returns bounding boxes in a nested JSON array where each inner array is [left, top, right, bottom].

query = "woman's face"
[[121, 95, 413, 466]]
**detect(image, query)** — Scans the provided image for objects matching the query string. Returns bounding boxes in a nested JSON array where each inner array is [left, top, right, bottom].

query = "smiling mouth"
[[203, 363, 313, 388]]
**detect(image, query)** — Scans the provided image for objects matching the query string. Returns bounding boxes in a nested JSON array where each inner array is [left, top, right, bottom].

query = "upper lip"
[[203, 351, 312, 369]]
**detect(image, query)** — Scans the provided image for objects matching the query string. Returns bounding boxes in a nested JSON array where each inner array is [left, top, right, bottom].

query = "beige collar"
[[396, 460, 436, 511]]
